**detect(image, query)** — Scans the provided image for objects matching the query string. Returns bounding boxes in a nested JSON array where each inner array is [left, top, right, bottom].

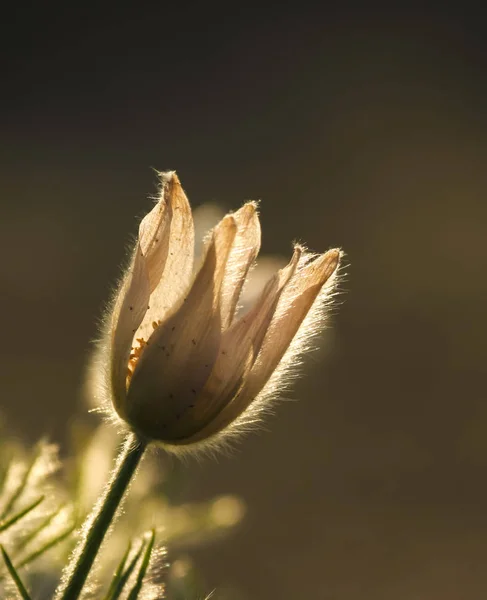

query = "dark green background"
[[2, 3, 487, 598]]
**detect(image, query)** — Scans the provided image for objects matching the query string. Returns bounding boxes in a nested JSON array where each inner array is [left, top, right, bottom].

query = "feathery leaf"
[[103, 540, 132, 600], [0, 544, 32, 600], [126, 530, 156, 600], [106, 539, 146, 600], [0, 496, 44, 533]]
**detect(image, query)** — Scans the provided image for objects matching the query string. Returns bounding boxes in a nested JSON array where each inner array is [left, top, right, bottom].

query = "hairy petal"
[[137, 172, 194, 341], [170, 247, 302, 444], [110, 172, 187, 409], [121, 216, 238, 440], [244, 249, 341, 395], [138, 172, 176, 292], [110, 246, 151, 411], [220, 202, 261, 329], [178, 248, 340, 444]]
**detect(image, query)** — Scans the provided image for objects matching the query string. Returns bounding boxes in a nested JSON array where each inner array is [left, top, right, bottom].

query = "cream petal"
[[220, 202, 261, 329], [169, 247, 302, 444], [110, 245, 151, 412], [138, 172, 174, 292], [177, 248, 340, 443], [136, 173, 195, 342], [110, 172, 190, 411], [243, 249, 341, 394], [122, 216, 237, 440]]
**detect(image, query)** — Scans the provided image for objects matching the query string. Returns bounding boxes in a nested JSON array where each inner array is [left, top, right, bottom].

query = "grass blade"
[[16, 524, 75, 570], [14, 503, 66, 555], [107, 539, 146, 600], [126, 530, 156, 600], [103, 540, 132, 600], [0, 495, 44, 532], [0, 451, 38, 520], [0, 455, 13, 492], [0, 544, 32, 600]]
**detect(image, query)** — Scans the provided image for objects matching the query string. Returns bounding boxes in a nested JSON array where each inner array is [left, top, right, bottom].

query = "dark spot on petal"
[[222, 350, 227, 355], [169, 393, 174, 399], [189, 404, 195, 408], [191, 389, 196, 394], [191, 339, 196, 345], [171, 326, 176, 331], [129, 306, 133, 311]]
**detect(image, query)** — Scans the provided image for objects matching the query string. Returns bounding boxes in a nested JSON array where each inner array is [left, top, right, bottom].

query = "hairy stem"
[[55, 431, 147, 600]]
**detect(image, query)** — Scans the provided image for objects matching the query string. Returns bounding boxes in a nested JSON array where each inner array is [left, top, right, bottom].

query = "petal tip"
[[326, 247, 342, 264], [292, 244, 304, 261], [318, 248, 342, 282], [221, 214, 238, 232], [242, 200, 259, 213], [158, 170, 178, 182]]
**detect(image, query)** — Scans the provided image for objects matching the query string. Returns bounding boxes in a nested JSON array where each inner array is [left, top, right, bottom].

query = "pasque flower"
[[96, 172, 341, 452]]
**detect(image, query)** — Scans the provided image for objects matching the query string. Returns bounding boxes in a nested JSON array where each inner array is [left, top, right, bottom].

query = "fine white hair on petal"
[[219, 202, 261, 329], [161, 248, 343, 459], [86, 172, 194, 417], [136, 172, 195, 343], [110, 245, 152, 412], [233, 249, 344, 431], [86, 170, 343, 456], [122, 216, 237, 441], [168, 247, 302, 446], [109, 176, 181, 409]]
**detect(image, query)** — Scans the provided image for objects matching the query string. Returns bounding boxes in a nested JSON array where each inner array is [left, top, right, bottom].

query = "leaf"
[[0, 455, 12, 493], [0, 544, 32, 600], [126, 530, 156, 600], [15, 503, 66, 554], [0, 451, 38, 520], [0, 496, 44, 532], [106, 539, 146, 600], [103, 540, 132, 600], [15, 524, 75, 570]]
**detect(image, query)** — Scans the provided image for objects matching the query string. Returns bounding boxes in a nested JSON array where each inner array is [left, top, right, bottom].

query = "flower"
[[94, 172, 341, 452]]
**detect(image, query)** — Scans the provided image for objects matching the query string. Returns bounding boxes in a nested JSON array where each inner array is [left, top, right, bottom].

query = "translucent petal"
[[219, 202, 261, 329], [170, 247, 301, 444], [110, 245, 151, 410], [177, 248, 340, 443], [122, 216, 237, 440], [138, 172, 176, 293], [243, 249, 341, 396], [110, 173, 193, 409], [136, 173, 194, 342]]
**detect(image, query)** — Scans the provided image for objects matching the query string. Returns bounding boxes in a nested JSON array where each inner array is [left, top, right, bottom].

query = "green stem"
[[55, 432, 147, 600]]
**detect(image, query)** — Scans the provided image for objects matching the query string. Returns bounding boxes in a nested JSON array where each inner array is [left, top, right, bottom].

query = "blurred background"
[[1, 2, 487, 598]]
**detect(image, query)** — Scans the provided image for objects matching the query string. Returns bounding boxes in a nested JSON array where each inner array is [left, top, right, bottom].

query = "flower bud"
[[95, 172, 341, 453]]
